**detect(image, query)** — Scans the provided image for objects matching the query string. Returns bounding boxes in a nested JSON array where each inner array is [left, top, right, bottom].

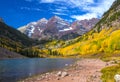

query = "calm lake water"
[[0, 58, 76, 82]]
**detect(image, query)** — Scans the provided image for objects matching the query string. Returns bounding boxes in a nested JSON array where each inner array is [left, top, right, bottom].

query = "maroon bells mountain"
[[18, 16, 99, 40]]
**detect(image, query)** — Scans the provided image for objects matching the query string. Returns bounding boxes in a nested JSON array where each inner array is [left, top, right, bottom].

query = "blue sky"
[[0, 0, 115, 28]]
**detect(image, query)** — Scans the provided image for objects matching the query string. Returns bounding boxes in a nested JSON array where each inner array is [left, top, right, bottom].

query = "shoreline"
[[19, 58, 115, 82]]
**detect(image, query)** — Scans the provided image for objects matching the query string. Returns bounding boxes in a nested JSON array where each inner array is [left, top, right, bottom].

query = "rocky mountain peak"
[[45, 16, 71, 34], [71, 18, 99, 31], [52, 15, 62, 20], [37, 18, 48, 23], [18, 16, 99, 40], [48, 16, 67, 24]]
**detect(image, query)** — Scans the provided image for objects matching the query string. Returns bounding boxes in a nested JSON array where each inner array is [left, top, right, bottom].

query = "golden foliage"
[[58, 28, 120, 56]]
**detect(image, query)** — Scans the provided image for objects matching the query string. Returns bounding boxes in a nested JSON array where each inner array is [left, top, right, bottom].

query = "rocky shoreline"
[[19, 59, 116, 82]]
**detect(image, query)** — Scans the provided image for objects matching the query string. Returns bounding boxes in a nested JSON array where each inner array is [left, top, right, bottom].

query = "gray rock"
[[57, 71, 62, 76], [61, 72, 69, 77], [57, 71, 69, 77], [114, 74, 120, 82]]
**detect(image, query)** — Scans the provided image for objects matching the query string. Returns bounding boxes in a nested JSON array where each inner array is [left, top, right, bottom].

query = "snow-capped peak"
[[38, 18, 48, 23], [59, 27, 73, 32], [26, 25, 35, 37]]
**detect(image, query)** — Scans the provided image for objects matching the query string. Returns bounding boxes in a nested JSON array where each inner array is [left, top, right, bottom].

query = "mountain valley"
[[1, 0, 120, 59]]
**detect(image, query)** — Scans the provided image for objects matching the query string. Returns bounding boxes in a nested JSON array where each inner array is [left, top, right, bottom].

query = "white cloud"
[[67, 0, 94, 8], [21, 7, 31, 10], [21, 7, 41, 11], [71, 13, 97, 20], [55, 8, 63, 12], [59, 7, 67, 10], [40, 0, 54, 3], [52, 12, 67, 15], [39, 0, 94, 5], [55, 8, 68, 13], [83, 0, 115, 16], [71, 0, 115, 20], [24, 0, 115, 21], [34, 8, 41, 11]]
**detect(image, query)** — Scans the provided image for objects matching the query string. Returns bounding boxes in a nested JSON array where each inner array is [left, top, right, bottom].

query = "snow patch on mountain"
[[26, 25, 35, 37], [59, 27, 73, 32]]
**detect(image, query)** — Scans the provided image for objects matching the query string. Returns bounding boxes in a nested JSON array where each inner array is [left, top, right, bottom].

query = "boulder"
[[57, 71, 62, 76], [57, 71, 69, 77], [114, 74, 120, 82], [61, 72, 69, 77]]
